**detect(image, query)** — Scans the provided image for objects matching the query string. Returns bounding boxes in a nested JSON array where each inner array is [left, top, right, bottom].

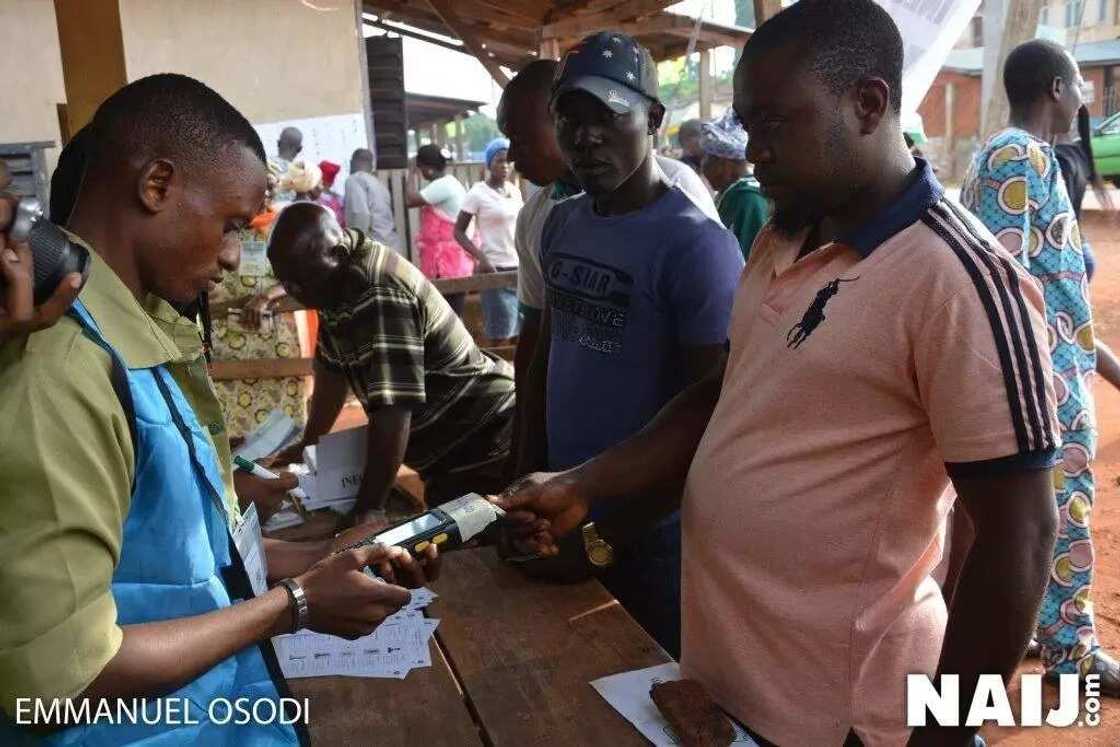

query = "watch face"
[[588, 542, 614, 567]]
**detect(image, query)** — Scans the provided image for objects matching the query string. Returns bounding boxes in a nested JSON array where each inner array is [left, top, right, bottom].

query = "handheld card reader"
[[338, 493, 505, 558]]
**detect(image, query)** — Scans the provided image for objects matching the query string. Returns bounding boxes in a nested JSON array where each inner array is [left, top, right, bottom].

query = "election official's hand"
[[295, 544, 413, 640]]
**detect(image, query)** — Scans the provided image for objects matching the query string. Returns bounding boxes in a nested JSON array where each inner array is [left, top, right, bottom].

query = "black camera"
[[1, 197, 90, 305]]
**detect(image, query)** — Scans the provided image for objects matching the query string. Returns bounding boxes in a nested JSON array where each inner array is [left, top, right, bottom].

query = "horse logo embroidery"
[[786, 276, 860, 349]]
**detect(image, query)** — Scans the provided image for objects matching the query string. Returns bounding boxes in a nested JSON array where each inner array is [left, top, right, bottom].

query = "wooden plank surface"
[[286, 642, 481, 747], [208, 271, 517, 317], [208, 357, 314, 380], [268, 511, 480, 746], [429, 547, 671, 746]]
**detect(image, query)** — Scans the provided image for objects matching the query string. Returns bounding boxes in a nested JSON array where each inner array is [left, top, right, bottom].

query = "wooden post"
[[454, 114, 465, 160], [698, 48, 713, 120], [980, 0, 1004, 131], [982, 0, 1044, 137], [539, 37, 562, 60], [752, 0, 783, 26], [52, 0, 128, 132], [429, 123, 439, 147], [945, 81, 956, 180], [354, 0, 376, 154]]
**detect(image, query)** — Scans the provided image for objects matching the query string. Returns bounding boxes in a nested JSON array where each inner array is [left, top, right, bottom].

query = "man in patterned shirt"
[[962, 39, 1118, 693], [269, 202, 515, 524]]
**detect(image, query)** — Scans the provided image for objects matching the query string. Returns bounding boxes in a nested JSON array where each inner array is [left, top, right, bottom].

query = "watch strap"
[[278, 577, 310, 633]]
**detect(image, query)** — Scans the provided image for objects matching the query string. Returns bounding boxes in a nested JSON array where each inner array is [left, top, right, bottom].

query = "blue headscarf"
[[700, 110, 748, 161], [484, 137, 510, 169]]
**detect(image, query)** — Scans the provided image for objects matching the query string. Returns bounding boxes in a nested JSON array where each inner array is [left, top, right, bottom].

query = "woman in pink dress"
[[405, 145, 473, 315]]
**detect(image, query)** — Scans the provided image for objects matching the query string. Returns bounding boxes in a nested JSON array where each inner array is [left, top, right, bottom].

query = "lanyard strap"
[[150, 366, 233, 529]]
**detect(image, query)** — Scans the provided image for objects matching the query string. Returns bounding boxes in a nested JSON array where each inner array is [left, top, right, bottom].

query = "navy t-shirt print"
[[546, 253, 633, 355], [540, 186, 744, 470]]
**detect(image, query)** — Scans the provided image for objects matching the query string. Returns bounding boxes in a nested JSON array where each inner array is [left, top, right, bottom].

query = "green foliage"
[[458, 113, 500, 156], [422, 113, 499, 159]]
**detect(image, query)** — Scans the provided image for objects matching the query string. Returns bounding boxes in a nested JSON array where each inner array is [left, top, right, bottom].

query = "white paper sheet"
[[439, 493, 503, 542], [235, 410, 299, 463], [273, 588, 439, 680], [590, 663, 759, 746], [262, 506, 304, 533], [233, 503, 268, 597]]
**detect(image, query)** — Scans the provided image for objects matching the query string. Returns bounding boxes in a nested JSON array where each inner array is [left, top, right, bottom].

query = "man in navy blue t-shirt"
[[530, 31, 743, 657]]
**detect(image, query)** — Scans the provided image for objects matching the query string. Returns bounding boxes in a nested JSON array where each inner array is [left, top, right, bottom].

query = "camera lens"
[[1, 198, 91, 305]]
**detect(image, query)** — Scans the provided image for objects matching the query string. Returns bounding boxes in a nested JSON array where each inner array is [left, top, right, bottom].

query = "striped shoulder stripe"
[[935, 199, 1056, 452], [920, 200, 1056, 454]]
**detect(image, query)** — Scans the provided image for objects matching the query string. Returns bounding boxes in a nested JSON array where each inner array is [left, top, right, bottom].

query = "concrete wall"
[[119, 0, 365, 125], [0, 0, 367, 167], [920, 72, 983, 140], [918, 72, 983, 182], [0, 0, 66, 156]]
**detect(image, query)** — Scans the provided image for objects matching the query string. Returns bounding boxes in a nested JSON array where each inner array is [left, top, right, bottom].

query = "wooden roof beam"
[[540, 0, 678, 39], [425, 0, 511, 88], [466, 0, 548, 24], [662, 24, 749, 50]]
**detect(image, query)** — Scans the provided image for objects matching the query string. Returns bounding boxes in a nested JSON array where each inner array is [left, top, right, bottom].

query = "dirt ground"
[[979, 209, 1120, 744]]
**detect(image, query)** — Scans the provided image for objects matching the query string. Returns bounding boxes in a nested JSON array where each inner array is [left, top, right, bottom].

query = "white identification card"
[[233, 503, 268, 597], [240, 238, 271, 277]]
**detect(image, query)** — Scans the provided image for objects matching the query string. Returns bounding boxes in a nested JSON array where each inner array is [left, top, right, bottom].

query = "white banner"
[[877, 0, 983, 117]]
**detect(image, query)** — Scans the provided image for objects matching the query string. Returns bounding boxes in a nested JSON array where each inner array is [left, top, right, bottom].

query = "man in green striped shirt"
[[270, 203, 515, 525]]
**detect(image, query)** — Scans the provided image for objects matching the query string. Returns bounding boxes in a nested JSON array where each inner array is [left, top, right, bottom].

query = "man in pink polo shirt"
[[499, 1, 1060, 744]]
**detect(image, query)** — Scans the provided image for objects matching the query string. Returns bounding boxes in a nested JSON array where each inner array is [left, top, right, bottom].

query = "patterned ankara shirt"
[[316, 232, 515, 475], [962, 128, 1097, 455]]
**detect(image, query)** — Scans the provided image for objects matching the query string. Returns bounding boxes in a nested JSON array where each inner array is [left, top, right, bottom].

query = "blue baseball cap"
[[551, 31, 660, 114]]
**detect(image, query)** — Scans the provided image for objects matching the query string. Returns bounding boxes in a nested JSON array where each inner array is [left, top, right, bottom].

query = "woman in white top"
[[455, 138, 524, 345], [406, 145, 472, 316]]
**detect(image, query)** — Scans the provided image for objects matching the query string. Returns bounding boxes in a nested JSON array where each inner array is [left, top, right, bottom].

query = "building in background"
[[918, 0, 1120, 180]]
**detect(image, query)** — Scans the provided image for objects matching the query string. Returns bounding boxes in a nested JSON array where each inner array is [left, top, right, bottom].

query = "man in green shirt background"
[[701, 110, 770, 260]]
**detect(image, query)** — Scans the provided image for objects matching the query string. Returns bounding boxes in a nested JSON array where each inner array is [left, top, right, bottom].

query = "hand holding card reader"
[[337, 493, 505, 559]]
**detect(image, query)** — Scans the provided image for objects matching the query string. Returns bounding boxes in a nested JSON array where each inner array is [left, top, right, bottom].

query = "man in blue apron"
[[0, 74, 438, 745]]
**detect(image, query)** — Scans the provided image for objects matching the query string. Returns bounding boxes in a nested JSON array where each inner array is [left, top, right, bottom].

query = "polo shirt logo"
[[787, 276, 860, 349]]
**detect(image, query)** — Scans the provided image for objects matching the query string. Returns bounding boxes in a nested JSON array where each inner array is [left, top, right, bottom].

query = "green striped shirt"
[[316, 234, 515, 474]]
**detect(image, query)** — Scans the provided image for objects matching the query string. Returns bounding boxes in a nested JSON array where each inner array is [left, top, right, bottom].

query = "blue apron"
[[5, 299, 305, 746]]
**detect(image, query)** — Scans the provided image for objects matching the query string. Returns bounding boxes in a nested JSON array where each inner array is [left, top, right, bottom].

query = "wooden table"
[[278, 542, 671, 745]]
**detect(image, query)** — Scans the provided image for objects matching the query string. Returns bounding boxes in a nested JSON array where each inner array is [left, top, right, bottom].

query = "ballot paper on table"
[[590, 663, 760, 746], [235, 410, 300, 463], [273, 588, 439, 680]]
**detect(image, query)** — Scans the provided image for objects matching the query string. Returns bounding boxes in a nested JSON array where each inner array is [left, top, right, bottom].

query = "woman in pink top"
[[405, 145, 473, 316], [315, 160, 346, 226]]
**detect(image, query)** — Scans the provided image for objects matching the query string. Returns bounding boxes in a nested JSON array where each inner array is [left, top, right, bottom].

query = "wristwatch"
[[278, 578, 310, 632], [582, 522, 615, 568]]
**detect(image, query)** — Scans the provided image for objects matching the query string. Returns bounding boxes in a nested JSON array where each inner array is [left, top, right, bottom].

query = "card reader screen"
[[375, 513, 443, 547]]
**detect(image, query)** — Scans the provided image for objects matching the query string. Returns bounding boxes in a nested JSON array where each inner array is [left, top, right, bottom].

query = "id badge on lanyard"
[[233, 503, 269, 597]]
